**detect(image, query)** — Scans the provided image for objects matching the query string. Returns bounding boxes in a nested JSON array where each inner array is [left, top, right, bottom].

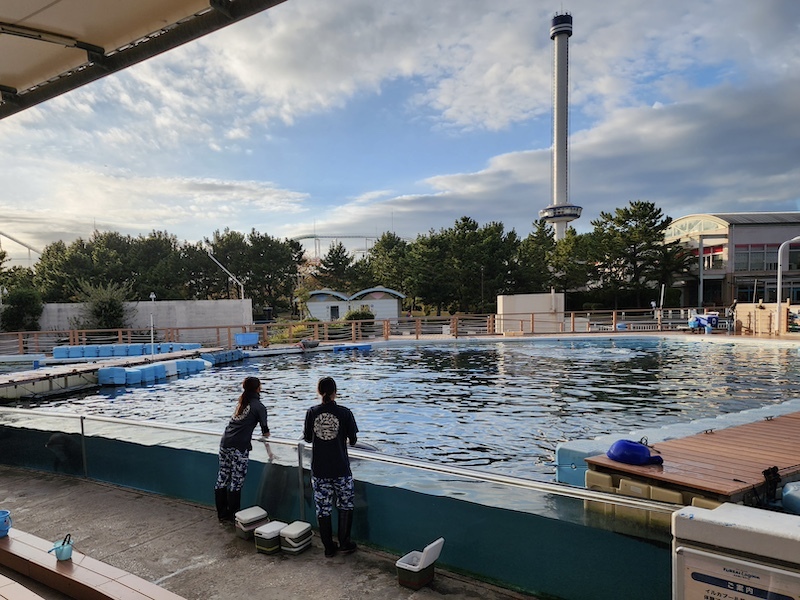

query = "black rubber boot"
[[337, 510, 357, 554], [227, 490, 241, 521], [318, 515, 338, 557], [214, 488, 229, 522]]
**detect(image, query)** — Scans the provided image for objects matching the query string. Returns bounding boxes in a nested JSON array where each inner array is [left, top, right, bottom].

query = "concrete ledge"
[[0, 530, 185, 600]]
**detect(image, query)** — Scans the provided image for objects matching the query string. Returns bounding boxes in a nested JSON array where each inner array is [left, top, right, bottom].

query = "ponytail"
[[235, 376, 261, 416], [317, 376, 337, 403]]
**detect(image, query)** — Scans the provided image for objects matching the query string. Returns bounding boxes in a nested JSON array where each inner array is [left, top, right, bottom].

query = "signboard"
[[675, 547, 800, 600]]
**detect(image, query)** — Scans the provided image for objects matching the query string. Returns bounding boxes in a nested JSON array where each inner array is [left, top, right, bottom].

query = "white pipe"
[[776, 235, 800, 336]]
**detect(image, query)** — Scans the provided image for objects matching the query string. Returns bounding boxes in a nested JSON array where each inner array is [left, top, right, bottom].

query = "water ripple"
[[24, 338, 800, 480]]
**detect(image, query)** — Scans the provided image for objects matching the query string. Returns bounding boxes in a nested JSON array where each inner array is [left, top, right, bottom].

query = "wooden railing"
[[0, 308, 732, 356]]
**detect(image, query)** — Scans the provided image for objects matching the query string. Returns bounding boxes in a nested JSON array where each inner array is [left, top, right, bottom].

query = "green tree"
[[433, 217, 519, 313], [34, 239, 93, 301], [246, 231, 302, 313], [0, 266, 35, 292], [0, 288, 43, 331], [72, 280, 133, 329], [475, 221, 520, 311], [591, 201, 673, 307], [174, 242, 216, 300], [646, 241, 697, 303], [128, 231, 183, 300], [349, 256, 375, 292], [516, 220, 555, 293], [550, 228, 596, 294], [367, 232, 409, 293], [406, 232, 453, 315], [316, 242, 354, 292], [207, 229, 250, 299]]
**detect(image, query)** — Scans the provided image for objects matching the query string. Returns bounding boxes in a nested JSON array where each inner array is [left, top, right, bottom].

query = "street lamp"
[[149, 292, 156, 358], [776, 235, 800, 336]]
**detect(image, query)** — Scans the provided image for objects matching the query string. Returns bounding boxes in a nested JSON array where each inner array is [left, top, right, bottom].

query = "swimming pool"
[[25, 336, 800, 480]]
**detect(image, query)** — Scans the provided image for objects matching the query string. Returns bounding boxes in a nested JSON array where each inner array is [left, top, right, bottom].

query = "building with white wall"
[[664, 212, 800, 307], [305, 287, 405, 321]]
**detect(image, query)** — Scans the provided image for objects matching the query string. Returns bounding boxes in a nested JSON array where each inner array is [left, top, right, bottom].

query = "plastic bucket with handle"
[[48, 534, 73, 561], [0, 510, 11, 538]]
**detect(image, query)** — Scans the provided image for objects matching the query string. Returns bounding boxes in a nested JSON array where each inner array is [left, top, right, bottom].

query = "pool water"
[[26, 337, 800, 480]]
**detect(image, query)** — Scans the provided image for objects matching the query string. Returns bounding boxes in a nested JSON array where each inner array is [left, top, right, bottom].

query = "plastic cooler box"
[[396, 537, 445, 590], [255, 521, 287, 554], [234, 506, 269, 540], [280, 521, 313, 555]]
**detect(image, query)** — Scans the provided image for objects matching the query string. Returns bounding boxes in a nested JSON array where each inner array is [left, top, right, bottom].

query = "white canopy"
[[0, 0, 286, 119]]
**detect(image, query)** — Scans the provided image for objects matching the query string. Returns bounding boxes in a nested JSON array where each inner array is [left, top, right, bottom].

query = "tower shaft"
[[539, 13, 581, 241]]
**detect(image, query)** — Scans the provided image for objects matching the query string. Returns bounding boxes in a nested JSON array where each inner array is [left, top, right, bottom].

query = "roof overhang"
[[0, 0, 287, 120]]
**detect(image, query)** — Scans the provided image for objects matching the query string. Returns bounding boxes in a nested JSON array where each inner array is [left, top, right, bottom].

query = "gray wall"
[[39, 299, 253, 331]]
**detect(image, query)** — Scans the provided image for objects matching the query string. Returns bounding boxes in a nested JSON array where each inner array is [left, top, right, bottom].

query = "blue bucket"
[[0, 510, 11, 538], [48, 534, 73, 561]]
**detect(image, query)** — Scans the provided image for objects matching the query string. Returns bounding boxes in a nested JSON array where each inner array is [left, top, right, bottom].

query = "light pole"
[[776, 235, 800, 336], [206, 250, 245, 300], [149, 292, 156, 358], [480, 266, 485, 312]]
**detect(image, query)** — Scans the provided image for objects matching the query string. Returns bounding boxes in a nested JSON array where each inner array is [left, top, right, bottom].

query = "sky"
[[1, 0, 800, 266]]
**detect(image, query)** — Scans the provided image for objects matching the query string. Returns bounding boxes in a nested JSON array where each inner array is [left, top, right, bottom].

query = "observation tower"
[[539, 13, 582, 240]]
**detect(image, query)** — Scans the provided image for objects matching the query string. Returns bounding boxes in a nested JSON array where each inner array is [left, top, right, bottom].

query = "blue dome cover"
[[607, 439, 663, 466]]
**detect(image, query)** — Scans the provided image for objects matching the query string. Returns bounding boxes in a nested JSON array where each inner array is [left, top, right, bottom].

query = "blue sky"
[[2, 0, 800, 266]]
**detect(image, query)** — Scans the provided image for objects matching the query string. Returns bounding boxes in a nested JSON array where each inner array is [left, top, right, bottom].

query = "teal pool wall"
[[0, 424, 671, 600]]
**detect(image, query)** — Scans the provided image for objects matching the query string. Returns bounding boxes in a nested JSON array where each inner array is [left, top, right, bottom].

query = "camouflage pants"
[[311, 475, 354, 517], [215, 447, 249, 492]]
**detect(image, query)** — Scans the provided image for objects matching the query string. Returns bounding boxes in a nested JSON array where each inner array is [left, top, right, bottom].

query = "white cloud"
[[2, 0, 800, 265]]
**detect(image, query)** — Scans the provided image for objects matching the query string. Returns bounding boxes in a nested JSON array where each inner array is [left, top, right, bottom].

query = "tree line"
[[0, 200, 695, 330]]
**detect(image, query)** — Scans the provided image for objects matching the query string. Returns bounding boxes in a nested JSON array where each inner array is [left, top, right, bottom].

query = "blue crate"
[[98, 367, 126, 385]]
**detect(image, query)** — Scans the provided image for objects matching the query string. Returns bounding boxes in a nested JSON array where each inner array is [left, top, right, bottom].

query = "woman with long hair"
[[214, 376, 269, 523], [303, 376, 359, 557]]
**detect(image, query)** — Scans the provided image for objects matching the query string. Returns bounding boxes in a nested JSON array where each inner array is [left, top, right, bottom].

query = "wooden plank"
[[585, 412, 800, 501]]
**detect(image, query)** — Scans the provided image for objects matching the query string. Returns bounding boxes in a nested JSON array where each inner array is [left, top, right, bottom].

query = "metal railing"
[[0, 403, 678, 598], [0, 407, 676, 517]]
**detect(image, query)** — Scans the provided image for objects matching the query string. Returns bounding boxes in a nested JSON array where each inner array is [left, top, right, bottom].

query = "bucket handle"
[[48, 533, 72, 553]]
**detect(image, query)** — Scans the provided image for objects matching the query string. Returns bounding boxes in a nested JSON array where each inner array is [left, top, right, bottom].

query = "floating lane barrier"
[[51, 343, 203, 361], [331, 343, 372, 353], [200, 349, 245, 366], [124, 368, 142, 385], [97, 358, 211, 387], [98, 351, 242, 388], [98, 367, 126, 386]]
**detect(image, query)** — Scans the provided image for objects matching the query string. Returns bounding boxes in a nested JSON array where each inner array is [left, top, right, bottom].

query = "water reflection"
[[23, 338, 800, 480]]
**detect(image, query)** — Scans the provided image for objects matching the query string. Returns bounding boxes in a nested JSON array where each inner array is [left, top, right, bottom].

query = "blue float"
[[607, 439, 663, 466]]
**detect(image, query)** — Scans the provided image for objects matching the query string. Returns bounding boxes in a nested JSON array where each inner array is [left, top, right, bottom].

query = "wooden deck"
[[585, 412, 800, 503], [0, 349, 220, 401]]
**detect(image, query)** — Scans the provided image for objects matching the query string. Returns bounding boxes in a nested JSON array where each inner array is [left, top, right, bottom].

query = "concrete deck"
[[0, 466, 538, 600]]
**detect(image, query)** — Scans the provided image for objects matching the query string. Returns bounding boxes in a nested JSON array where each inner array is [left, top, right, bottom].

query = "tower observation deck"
[[539, 13, 582, 240]]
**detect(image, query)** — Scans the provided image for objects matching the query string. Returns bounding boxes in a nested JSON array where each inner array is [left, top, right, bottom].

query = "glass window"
[[734, 250, 749, 271], [765, 246, 778, 271], [788, 247, 800, 271], [750, 249, 765, 271]]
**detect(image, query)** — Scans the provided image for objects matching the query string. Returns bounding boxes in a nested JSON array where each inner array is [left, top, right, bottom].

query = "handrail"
[[0, 309, 705, 356], [0, 407, 677, 514]]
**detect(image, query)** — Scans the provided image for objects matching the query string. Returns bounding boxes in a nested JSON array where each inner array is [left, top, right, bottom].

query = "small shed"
[[304, 287, 406, 321], [349, 287, 406, 320], [306, 290, 350, 321]]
